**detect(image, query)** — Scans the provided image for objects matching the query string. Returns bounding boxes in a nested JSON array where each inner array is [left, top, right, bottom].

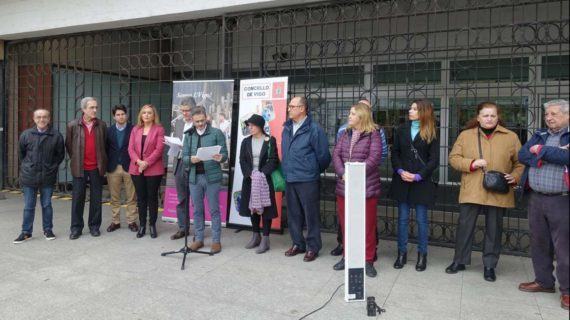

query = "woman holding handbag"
[[389, 99, 439, 272], [238, 114, 280, 254], [447, 101, 524, 281], [332, 103, 382, 277]]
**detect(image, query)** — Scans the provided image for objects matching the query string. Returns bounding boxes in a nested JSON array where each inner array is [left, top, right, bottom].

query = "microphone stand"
[[161, 157, 213, 270]]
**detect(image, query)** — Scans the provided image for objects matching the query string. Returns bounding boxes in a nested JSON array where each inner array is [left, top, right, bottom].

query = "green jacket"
[[182, 125, 228, 184]]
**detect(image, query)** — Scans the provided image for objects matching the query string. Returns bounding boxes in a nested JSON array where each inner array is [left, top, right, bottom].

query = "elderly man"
[[171, 98, 196, 240], [66, 97, 108, 239], [518, 99, 569, 310], [282, 96, 331, 262], [13, 109, 65, 243]]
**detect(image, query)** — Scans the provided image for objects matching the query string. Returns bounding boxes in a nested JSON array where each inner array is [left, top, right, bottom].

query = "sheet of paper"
[[164, 136, 183, 147], [164, 136, 183, 157], [196, 145, 222, 161]]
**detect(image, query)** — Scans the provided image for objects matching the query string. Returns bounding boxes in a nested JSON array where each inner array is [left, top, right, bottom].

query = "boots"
[[149, 224, 157, 238], [415, 253, 427, 271], [245, 232, 261, 249], [256, 236, 270, 254], [393, 250, 407, 269], [137, 226, 146, 238]]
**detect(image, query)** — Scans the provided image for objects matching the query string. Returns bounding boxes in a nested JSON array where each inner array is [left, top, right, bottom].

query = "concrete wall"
[[0, 0, 323, 40]]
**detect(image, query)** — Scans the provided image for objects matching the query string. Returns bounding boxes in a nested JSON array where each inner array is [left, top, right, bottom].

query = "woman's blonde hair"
[[137, 104, 161, 127], [348, 103, 378, 134], [413, 99, 437, 143]]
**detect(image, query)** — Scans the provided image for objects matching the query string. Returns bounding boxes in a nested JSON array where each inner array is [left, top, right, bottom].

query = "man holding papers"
[[182, 106, 228, 254], [170, 100, 194, 240]]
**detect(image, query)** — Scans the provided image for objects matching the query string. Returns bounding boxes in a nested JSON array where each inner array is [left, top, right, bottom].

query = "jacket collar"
[[32, 125, 54, 136], [78, 117, 100, 127], [284, 115, 312, 133]]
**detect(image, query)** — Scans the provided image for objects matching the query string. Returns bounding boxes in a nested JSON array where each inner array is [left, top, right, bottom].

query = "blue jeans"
[[22, 186, 54, 235], [397, 202, 429, 254], [189, 174, 221, 243]]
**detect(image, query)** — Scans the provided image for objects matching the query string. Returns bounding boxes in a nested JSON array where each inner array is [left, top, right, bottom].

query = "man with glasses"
[[13, 109, 65, 243], [518, 99, 569, 310], [171, 97, 196, 240], [282, 96, 331, 262]]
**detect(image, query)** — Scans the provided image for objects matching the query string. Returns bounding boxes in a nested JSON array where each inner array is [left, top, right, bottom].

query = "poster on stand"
[[228, 77, 288, 232], [162, 80, 234, 225]]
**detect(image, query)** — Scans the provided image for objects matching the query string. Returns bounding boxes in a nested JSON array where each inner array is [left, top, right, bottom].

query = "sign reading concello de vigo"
[[228, 77, 288, 232]]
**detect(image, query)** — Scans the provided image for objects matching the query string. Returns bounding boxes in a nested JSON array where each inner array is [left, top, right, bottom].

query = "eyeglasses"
[[194, 119, 206, 124], [180, 109, 191, 113], [288, 104, 304, 109]]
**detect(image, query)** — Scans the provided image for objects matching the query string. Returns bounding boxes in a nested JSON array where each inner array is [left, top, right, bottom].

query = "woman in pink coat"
[[128, 104, 165, 238]]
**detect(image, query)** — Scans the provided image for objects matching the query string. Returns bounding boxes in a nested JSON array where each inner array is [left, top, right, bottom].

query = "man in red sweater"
[[65, 97, 108, 239]]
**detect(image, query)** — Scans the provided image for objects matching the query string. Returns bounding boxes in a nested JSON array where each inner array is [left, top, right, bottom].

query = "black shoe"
[[393, 251, 407, 269], [333, 258, 345, 271], [149, 225, 157, 238], [484, 267, 496, 282], [415, 253, 427, 272], [44, 230, 56, 241], [69, 232, 81, 240], [13, 233, 31, 244], [445, 262, 466, 274], [330, 244, 343, 256], [365, 262, 377, 278], [90, 229, 101, 237], [137, 227, 146, 238]]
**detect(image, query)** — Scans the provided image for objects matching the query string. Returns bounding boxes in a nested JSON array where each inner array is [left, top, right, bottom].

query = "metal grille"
[[3, 0, 569, 255]]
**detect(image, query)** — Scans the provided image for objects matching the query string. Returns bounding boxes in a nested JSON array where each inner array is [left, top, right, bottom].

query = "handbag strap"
[[410, 142, 426, 166], [476, 128, 487, 173]]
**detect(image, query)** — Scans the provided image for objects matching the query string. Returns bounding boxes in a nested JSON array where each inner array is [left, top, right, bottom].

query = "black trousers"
[[285, 181, 322, 253], [131, 175, 162, 226], [251, 214, 272, 236], [174, 158, 189, 232], [71, 169, 103, 233], [453, 203, 504, 268]]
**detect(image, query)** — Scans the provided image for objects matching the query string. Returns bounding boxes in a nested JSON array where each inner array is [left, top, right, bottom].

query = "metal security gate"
[[3, 0, 569, 255]]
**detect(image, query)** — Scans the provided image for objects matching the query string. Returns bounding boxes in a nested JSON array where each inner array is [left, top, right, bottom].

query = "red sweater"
[[83, 124, 97, 170]]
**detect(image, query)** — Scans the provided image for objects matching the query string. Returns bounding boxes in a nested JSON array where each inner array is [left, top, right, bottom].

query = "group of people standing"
[[12, 94, 569, 309]]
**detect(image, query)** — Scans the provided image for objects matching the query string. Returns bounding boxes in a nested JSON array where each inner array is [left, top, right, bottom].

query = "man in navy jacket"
[[282, 96, 331, 262], [517, 99, 569, 310], [105, 105, 138, 233]]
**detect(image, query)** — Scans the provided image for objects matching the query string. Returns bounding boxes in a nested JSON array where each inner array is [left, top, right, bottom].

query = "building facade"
[[1, 0, 568, 255]]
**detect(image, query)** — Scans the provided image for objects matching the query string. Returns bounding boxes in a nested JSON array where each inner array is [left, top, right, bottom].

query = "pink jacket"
[[128, 124, 165, 176]]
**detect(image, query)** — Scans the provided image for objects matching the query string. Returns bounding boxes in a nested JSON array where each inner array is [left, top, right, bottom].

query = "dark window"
[[373, 62, 441, 84], [541, 55, 570, 81], [450, 58, 529, 82]]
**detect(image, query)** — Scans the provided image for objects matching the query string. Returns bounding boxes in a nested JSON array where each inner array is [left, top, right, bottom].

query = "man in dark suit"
[[105, 105, 138, 232], [171, 97, 196, 240]]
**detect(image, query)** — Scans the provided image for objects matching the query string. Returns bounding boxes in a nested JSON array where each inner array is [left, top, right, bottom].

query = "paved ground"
[[0, 192, 567, 320]]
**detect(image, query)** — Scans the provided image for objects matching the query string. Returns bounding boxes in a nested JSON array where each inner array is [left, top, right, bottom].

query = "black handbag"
[[477, 129, 510, 194]]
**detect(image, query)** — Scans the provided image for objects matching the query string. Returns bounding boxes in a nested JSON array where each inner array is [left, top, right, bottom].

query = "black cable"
[[298, 283, 344, 320]]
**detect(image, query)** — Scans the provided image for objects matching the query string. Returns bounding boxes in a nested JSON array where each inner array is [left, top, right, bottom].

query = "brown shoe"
[[518, 281, 555, 293], [106, 223, 120, 232], [128, 223, 139, 232], [284, 245, 306, 257], [303, 251, 318, 262], [188, 241, 204, 252], [170, 230, 187, 240], [562, 294, 569, 310], [211, 243, 222, 254]]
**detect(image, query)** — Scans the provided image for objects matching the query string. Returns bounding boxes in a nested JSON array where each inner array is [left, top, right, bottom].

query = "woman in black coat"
[[389, 99, 439, 271], [239, 114, 280, 254]]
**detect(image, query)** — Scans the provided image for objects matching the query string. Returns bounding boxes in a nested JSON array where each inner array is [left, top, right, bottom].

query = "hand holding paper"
[[195, 145, 222, 161]]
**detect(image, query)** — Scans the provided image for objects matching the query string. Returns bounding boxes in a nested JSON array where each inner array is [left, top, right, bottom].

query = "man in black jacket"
[[105, 105, 138, 233], [14, 109, 65, 243]]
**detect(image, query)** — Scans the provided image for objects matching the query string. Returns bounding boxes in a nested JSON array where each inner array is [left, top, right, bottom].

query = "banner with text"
[[228, 77, 288, 231], [162, 80, 234, 225]]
